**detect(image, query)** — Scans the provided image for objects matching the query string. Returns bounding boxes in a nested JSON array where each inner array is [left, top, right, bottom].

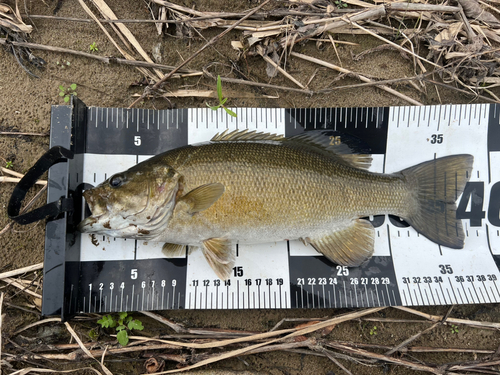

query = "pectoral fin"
[[181, 183, 225, 213], [308, 219, 374, 267], [202, 238, 235, 280], [162, 243, 187, 257]]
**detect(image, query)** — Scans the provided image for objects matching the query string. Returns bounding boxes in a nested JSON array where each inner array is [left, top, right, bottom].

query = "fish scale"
[[39, 99, 500, 319]]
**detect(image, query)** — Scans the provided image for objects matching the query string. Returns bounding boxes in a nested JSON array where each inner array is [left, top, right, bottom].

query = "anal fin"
[[162, 243, 187, 257], [202, 238, 235, 280], [308, 219, 374, 267]]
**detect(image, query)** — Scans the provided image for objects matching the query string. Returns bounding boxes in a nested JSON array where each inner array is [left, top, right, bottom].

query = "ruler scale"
[[42, 99, 500, 319]]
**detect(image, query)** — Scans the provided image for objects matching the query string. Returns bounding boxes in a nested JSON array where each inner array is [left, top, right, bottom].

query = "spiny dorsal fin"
[[211, 129, 284, 142], [285, 131, 372, 170]]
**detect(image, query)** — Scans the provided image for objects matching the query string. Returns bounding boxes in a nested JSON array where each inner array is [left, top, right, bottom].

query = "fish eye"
[[109, 174, 124, 188]]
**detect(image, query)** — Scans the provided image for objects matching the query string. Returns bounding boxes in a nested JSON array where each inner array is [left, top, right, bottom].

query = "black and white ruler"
[[42, 98, 500, 319]]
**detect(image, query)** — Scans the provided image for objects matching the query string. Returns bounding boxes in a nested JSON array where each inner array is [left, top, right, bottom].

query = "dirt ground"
[[2, 0, 500, 374]]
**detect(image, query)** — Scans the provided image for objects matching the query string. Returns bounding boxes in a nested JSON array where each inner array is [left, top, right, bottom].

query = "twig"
[[0, 39, 201, 76], [220, 76, 313, 94], [395, 306, 500, 329], [13, 317, 61, 335], [140, 311, 186, 333], [0, 292, 3, 374], [321, 348, 354, 375], [327, 342, 446, 375], [8, 368, 104, 375], [128, 0, 272, 108], [270, 317, 328, 332], [256, 45, 305, 89], [333, 340, 497, 354], [385, 321, 440, 356], [1, 278, 42, 299], [290, 52, 423, 106], [64, 322, 113, 375], [0, 176, 46, 185], [0, 263, 43, 280], [0, 131, 48, 136], [342, 18, 442, 70]]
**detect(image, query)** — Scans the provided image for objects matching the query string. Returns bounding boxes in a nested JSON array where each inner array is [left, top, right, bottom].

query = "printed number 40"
[[456, 181, 500, 227]]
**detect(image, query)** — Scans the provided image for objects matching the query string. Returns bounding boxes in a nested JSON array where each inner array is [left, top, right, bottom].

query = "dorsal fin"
[[285, 131, 372, 170], [211, 129, 284, 142]]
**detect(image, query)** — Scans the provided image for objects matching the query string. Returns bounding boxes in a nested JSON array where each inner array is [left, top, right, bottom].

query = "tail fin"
[[401, 155, 474, 249]]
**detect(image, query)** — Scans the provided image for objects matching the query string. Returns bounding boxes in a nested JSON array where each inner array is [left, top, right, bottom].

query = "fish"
[[78, 129, 474, 280]]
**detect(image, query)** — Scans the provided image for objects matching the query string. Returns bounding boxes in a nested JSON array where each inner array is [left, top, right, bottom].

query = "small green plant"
[[450, 324, 459, 334], [59, 83, 77, 103], [335, 0, 348, 7], [5, 160, 13, 169], [88, 328, 98, 341], [97, 312, 144, 346], [206, 75, 237, 118], [369, 326, 377, 336], [89, 42, 98, 52]]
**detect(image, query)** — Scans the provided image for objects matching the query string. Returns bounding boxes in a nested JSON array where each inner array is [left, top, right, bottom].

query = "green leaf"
[[217, 75, 223, 102], [220, 97, 228, 106], [98, 315, 115, 328], [117, 330, 129, 346], [70, 83, 77, 91], [128, 319, 144, 331], [224, 107, 237, 118], [59, 91, 65, 97], [116, 324, 126, 331], [59, 85, 65, 91], [118, 312, 128, 320], [64, 96, 70, 103], [206, 102, 221, 111]]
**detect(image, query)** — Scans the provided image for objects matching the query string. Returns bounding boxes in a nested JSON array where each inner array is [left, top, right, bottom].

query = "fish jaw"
[[77, 212, 146, 238]]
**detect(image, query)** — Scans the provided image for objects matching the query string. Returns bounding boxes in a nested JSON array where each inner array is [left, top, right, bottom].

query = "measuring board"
[[42, 98, 500, 319]]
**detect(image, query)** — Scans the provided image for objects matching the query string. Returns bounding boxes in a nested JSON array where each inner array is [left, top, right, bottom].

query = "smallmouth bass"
[[78, 130, 474, 280]]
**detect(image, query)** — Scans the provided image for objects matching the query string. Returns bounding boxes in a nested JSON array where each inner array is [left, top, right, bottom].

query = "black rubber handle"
[[8, 146, 74, 225]]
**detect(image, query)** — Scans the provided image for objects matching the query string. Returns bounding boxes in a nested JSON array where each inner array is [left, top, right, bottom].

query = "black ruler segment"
[[85, 107, 188, 155], [289, 256, 401, 308], [68, 259, 187, 315], [284, 107, 389, 154], [488, 104, 500, 152]]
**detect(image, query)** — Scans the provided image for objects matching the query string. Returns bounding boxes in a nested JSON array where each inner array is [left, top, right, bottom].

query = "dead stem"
[[0, 263, 43, 280], [128, 0, 272, 108], [140, 311, 186, 333], [64, 322, 113, 375], [290, 51, 423, 106]]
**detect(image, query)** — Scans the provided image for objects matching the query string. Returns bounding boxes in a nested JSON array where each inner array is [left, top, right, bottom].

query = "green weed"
[[97, 312, 144, 346], [206, 75, 237, 118], [59, 83, 77, 103]]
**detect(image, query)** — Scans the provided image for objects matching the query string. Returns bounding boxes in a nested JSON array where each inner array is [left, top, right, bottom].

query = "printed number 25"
[[134, 136, 141, 146]]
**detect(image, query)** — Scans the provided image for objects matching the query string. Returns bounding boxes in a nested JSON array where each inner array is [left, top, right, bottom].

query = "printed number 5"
[[131, 269, 138, 279], [134, 136, 141, 146]]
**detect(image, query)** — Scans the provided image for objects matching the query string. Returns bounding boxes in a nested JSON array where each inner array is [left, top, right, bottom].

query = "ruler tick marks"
[[380, 291, 386, 306], [448, 277, 458, 303], [479, 288, 486, 303], [343, 280, 348, 307]]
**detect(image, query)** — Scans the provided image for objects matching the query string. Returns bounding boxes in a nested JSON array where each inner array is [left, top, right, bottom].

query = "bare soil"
[[1, 1, 500, 374]]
